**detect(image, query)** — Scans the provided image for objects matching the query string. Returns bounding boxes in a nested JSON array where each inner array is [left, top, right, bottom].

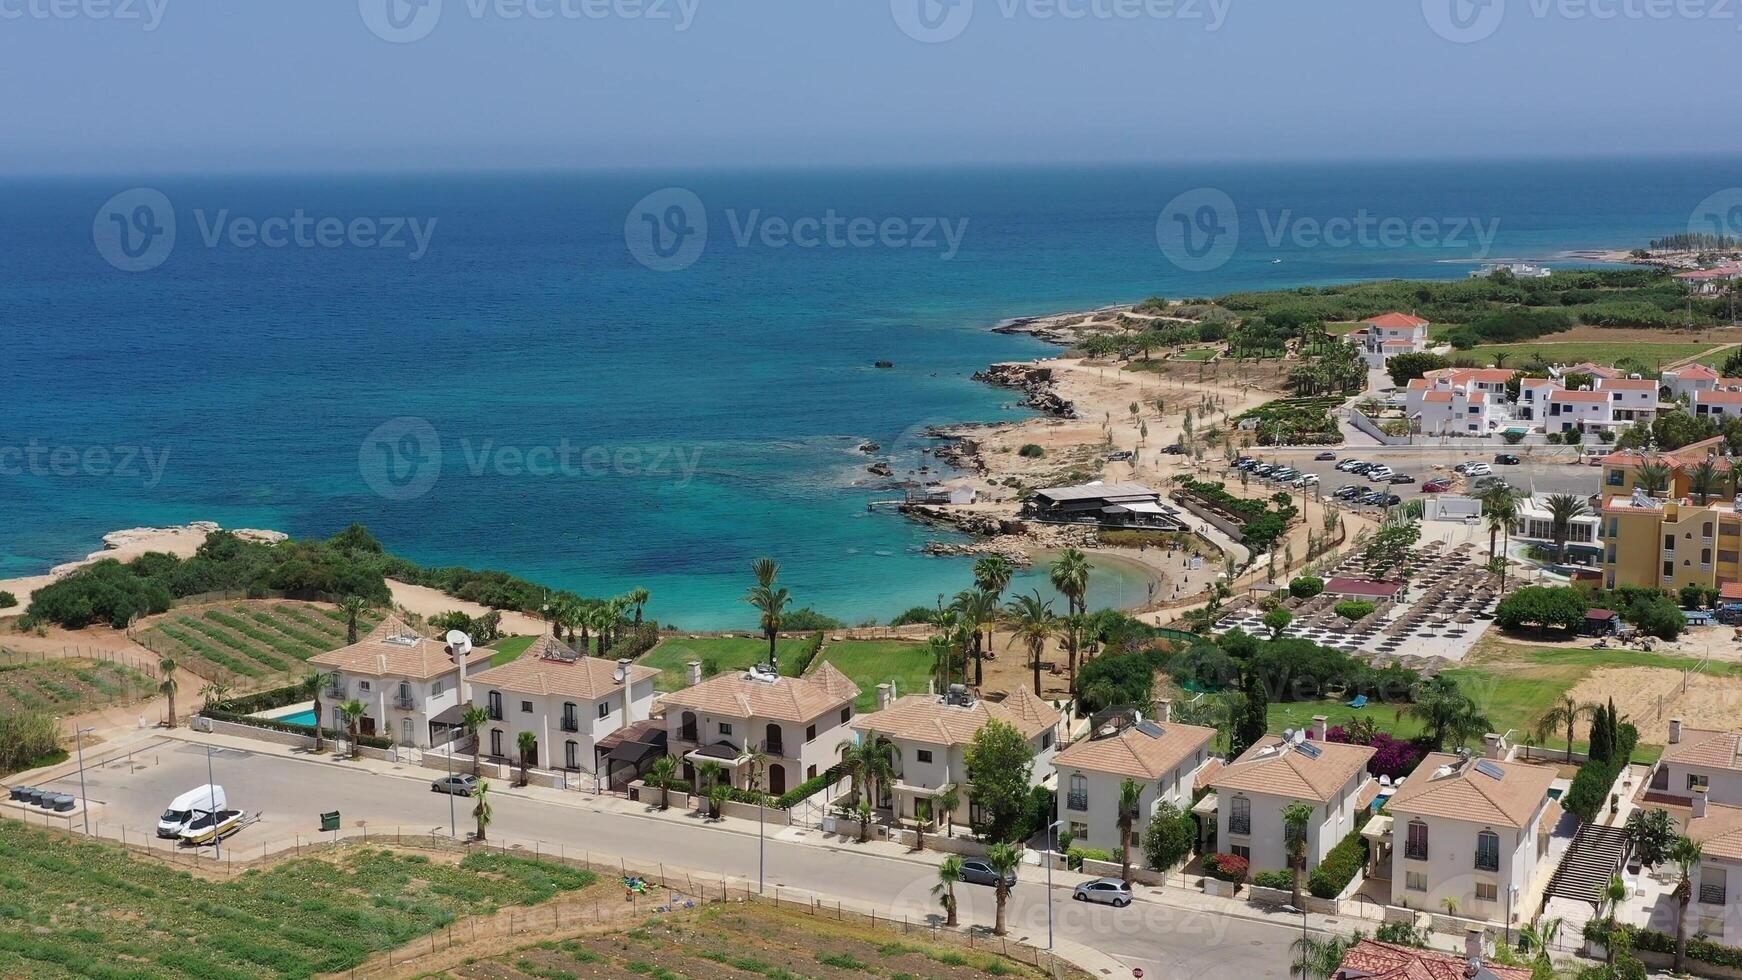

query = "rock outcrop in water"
[[972, 363, 1077, 418]]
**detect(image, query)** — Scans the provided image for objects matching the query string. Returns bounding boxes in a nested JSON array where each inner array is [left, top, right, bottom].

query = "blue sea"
[[3, 158, 1735, 627]]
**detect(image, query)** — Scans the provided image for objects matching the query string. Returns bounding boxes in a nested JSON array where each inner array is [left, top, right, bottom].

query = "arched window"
[[1406, 820, 1429, 861], [680, 711, 697, 742], [1230, 796, 1251, 835], [1067, 774, 1088, 811], [1475, 830, 1500, 871]]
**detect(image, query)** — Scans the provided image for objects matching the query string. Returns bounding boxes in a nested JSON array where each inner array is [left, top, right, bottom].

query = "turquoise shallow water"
[[2, 159, 1734, 627]]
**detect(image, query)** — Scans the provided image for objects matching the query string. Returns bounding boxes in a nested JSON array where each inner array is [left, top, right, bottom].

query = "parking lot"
[[1224, 446, 1601, 507]]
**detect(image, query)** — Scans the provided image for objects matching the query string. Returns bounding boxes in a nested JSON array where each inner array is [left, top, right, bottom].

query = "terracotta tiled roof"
[[1366, 312, 1429, 329], [1549, 390, 1608, 404], [1423, 392, 1453, 404], [1688, 802, 1742, 862], [1698, 389, 1742, 405], [852, 688, 1058, 745], [661, 661, 861, 724], [1598, 378, 1656, 391], [1443, 368, 1516, 385], [1601, 437, 1731, 470], [1722, 583, 1742, 601], [1053, 719, 1216, 780], [468, 635, 658, 701], [1669, 363, 1721, 380], [1209, 735, 1374, 804], [1334, 940, 1531, 980], [1384, 753, 1557, 829], [1566, 362, 1622, 379], [309, 614, 491, 680], [1662, 728, 1742, 772]]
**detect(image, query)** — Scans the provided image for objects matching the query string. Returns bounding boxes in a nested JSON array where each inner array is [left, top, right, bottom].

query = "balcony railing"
[[326, 687, 345, 700], [1475, 852, 1499, 872], [1230, 817, 1251, 836], [763, 740, 785, 758], [487, 706, 503, 721], [394, 696, 415, 710], [1701, 883, 1727, 906], [679, 725, 698, 743], [1066, 792, 1089, 812], [560, 718, 579, 733], [1405, 843, 1429, 861]]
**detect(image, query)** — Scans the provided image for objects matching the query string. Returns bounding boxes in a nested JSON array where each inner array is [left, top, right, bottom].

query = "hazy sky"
[[4, 0, 1738, 174]]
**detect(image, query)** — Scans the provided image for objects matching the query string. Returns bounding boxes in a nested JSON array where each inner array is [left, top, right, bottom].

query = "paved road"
[[1216, 448, 1601, 508], [35, 738, 1314, 979]]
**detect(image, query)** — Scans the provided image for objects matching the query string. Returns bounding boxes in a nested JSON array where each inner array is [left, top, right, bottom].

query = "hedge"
[[655, 760, 847, 811], [1066, 846, 1115, 871], [1563, 725, 1638, 823], [1625, 925, 1742, 970], [787, 631, 826, 677], [1252, 870, 1294, 890], [1308, 818, 1369, 899], [773, 761, 846, 809]]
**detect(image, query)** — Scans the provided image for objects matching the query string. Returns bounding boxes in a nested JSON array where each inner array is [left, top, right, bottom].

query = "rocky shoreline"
[[971, 363, 1077, 418]]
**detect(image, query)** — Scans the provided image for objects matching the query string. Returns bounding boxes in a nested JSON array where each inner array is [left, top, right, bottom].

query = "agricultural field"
[[811, 640, 937, 712], [0, 652, 157, 716], [1462, 341, 1719, 371], [137, 600, 385, 689], [0, 822, 599, 979], [445, 900, 1078, 980], [637, 636, 810, 692]]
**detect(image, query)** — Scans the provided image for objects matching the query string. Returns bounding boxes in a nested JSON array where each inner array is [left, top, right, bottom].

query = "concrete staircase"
[[1547, 824, 1629, 906]]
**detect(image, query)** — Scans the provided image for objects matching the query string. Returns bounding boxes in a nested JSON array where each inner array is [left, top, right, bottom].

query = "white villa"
[[1052, 702, 1215, 854], [1663, 363, 1721, 401], [309, 615, 491, 748], [1204, 721, 1376, 874], [1377, 744, 1559, 927], [850, 684, 1059, 832], [468, 634, 658, 775], [1544, 387, 1614, 433], [1643, 721, 1742, 808], [661, 661, 861, 797], [1596, 376, 1660, 425], [1352, 312, 1431, 366], [1685, 790, 1742, 944], [1692, 386, 1742, 419]]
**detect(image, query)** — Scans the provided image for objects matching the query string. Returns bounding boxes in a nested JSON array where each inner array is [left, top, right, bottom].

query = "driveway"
[[30, 737, 1314, 979]]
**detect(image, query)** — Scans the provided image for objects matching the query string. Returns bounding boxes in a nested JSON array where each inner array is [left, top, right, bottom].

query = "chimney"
[[877, 683, 893, 711], [1693, 785, 1709, 819], [1312, 715, 1328, 741], [1484, 733, 1503, 760], [1669, 718, 1683, 744], [1156, 699, 1173, 724], [1465, 926, 1485, 966], [615, 658, 630, 684], [686, 661, 702, 687]]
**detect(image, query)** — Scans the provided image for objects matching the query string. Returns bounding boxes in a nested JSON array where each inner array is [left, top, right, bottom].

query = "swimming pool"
[[275, 709, 319, 727]]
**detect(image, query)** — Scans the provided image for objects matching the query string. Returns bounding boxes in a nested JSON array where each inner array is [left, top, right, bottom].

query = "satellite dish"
[[446, 630, 473, 662]]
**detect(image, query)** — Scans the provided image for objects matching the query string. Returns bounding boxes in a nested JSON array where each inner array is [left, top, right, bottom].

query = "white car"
[[1295, 474, 1319, 487], [1465, 463, 1494, 477], [1367, 465, 1394, 481]]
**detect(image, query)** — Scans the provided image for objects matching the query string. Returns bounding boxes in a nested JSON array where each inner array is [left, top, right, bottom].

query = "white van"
[[158, 785, 226, 838]]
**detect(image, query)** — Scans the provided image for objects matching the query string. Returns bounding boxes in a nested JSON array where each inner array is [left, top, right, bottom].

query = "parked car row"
[[1332, 485, 1403, 507], [1234, 457, 1319, 489], [1334, 459, 1417, 485]]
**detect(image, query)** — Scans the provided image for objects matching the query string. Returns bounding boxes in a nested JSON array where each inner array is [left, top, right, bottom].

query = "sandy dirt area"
[[386, 580, 549, 636], [1566, 665, 1742, 745]]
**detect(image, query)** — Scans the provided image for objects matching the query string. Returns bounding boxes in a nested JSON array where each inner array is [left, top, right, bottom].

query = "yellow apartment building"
[[1600, 437, 1742, 591]]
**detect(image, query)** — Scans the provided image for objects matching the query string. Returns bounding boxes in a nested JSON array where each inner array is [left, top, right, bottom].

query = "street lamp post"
[[74, 726, 94, 834], [445, 735, 457, 838], [204, 742, 221, 860], [1047, 819, 1064, 951]]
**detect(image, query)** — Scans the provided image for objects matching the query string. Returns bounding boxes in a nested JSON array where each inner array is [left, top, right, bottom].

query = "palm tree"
[[837, 735, 898, 840], [1536, 695, 1599, 763], [1690, 458, 1725, 505], [1405, 677, 1493, 752], [1637, 459, 1672, 497], [1283, 801, 1314, 910], [549, 594, 580, 644], [648, 755, 679, 810], [158, 656, 179, 728], [198, 681, 231, 712], [1290, 932, 1358, 980], [516, 730, 537, 786], [1671, 835, 1705, 973], [1543, 492, 1590, 561], [951, 589, 998, 689], [602, 596, 630, 653], [472, 781, 492, 841], [1475, 481, 1520, 563], [741, 744, 770, 795], [1117, 778, 1143, 885], [337, 595, 371, 645], [340, 699, 366, 757], [461, 705, 488, 777], [1004, 590, 1059, 696], [1518, 916, 1562, 966], [973, 557, 1017, 678], [626, 586, 651, 625], [1050, 549, 1091, 676], [745, 557, 791, 671], [986, 841, 1022, 936], [933, 855, 964, 927], [936, 783, 960, 838], [298, 669, 334, 751]]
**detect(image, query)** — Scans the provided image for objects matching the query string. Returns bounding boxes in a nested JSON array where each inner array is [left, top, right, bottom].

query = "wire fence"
[[0, 646, 163, 713], [3, 811, 1074, 980]]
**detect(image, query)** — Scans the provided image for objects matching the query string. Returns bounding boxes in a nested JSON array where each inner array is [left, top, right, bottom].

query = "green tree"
[[337, 594, 372, 645], [1406, 676, 1492, 752], [986, 841, 1022, 936], [1232, 668, 1269, 760], [516, 730, 537, 787], [1543, 493, 1590, 560], [1283, 801, 1314, 910], [1635, 459, 1673, 496], [936, 783, 961, 838], [1290, 931, 1359, 980], [1670, 835, 1705, 973], [1142, 801, 1194, 876], [951, 588, 999, 690], [1536, 694, 1599, 763], [837, 735, 898, 841], [648, 755, 679, 810], [461, 704, 488, 777], [1117, 778, 1144, 884], [1050, 549, 1091, 677], [973, 556, 1017, 682], [1475, 481, 1522, 568], [297, 669, 334, 752], [1623, 807, 1676, 869], [472, 780, 492, 841], [933, 855, 963, 927], [1262, 607, 1293, 640], [626, 586, 651, 624], [1689, 458, 1726, 504], [1386, 351, 1450, 387], [1004, 590, 1059, 696], [965, 720, 1036, 842], [745, 557, 792, 671], [340, 699, 366, 757], [1361, 515, 1421, 580]]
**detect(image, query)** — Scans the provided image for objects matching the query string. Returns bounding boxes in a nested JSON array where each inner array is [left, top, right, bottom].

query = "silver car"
[[431, 774, 480, 796], [1072, 877, 1133, 907]]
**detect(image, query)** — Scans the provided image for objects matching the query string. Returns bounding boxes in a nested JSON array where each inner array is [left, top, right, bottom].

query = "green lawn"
[[639, 636, 810, 692], [809, 639, 937, 712], [1462, 342, 1718, 370], [0, 821, 597, 978], [1263, 644, 1723, 762], [488, 634, 537, 667], [1694, 343, 1741, 368], [1172, 347, 1221, 361]]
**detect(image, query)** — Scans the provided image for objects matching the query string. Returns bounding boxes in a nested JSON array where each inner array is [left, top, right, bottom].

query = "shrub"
[[772, 761, 846, 809], [1564, 428, 1583, 445], [1204, 853, 1249, 883], [1288, 575, 1324, 600], [1546, 432, 1563, 445], [1623, 925, 1742, 970], [1308, 824, 1368, 899], [1066, 846, 1115, 870], [1251, 870, 1294, 890], [0, 712, 62, 772], [1326, 725, 1424, 780], [1502, 430, 1525, 445], [0, 590, 16, 609], [24, 559, 173, 630], [1142, 803, 1195, 871], [1334, 600, 1376, 621], [1019, 444, 1046, 458], [1494, 586, 1588, 632]]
